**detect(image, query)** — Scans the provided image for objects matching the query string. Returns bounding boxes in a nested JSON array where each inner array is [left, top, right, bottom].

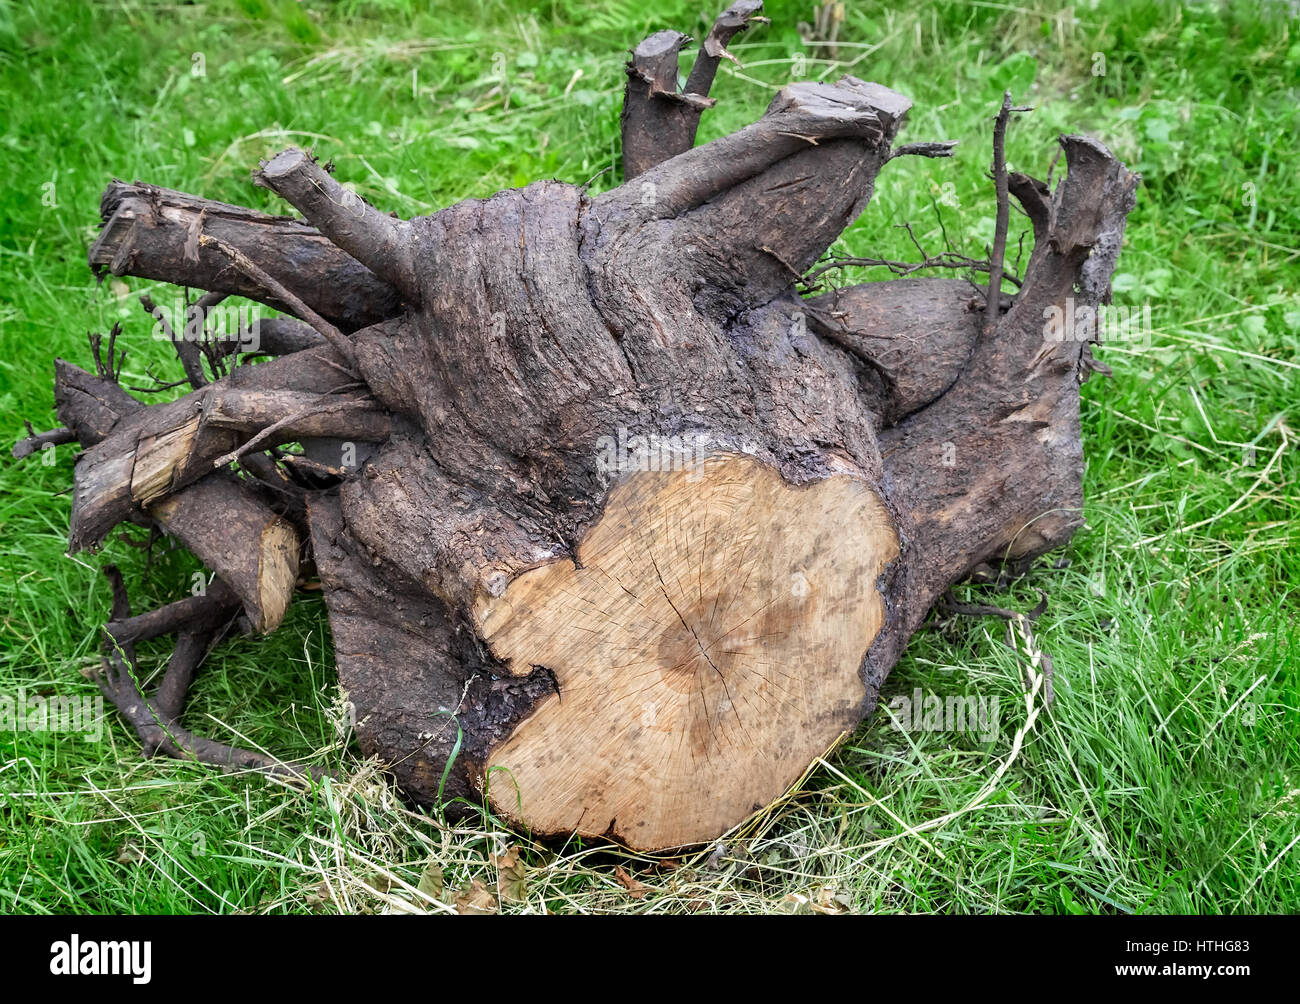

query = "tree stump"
[[21, 3, 1137, 851]]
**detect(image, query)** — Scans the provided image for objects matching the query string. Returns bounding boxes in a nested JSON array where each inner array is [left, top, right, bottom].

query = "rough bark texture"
[[621, 1, 767, 179], [19, 5, 1137, 852], [90, 182, 403, 331]]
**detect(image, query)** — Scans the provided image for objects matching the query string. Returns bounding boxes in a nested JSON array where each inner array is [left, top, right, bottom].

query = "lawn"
[[0, 0, 1296, 914]]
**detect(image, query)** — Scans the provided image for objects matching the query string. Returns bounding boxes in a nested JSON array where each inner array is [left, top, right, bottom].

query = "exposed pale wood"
[[68, 344, 390, 552], [150, 485, 300, 635], [132, 416, 202, 505], [54, 362, 290, 634], [255, 520, 301, 633], [475, 452, 898, 850]]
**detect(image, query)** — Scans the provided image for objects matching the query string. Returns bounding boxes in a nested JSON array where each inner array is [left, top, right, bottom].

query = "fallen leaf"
[[416, 861, 444, 902], [613, 865, 650, 899], [492, 845, 528, 904], [809, 885, 852, 914], [302, 882, 332, 909], [455, 878, 498, 915]]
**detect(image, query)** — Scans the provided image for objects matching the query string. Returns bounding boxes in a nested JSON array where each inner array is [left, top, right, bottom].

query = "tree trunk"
[[23, 4, 1137, 852]]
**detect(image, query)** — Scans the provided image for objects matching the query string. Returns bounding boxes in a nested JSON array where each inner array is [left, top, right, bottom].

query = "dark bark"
[[621, 2, 766, 179], [104, 581, 240, 650], [97, 566, 313, 776], [90, 181, 403, 331], [11, 423, 75, 459], [66, 343, 389, 554], [21, 7, 1137, 852], [56, 361, 308, 633]]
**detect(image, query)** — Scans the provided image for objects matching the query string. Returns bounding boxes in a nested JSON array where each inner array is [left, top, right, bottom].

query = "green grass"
[[1, 0, 1296, 914]]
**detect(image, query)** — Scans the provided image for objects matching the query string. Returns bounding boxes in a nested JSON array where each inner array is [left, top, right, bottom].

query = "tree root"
[[14, 4, 1135, 849], [95, 566, 326, 779]]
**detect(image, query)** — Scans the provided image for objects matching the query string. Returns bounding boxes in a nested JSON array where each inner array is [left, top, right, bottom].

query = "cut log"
[[475, 452, 897, 849], [21, 7, 1138, 851], [149, 477, 299, 635]]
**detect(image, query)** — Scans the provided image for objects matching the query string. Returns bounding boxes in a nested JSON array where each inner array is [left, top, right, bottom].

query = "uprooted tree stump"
[[18, 4, 1136, 852]]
